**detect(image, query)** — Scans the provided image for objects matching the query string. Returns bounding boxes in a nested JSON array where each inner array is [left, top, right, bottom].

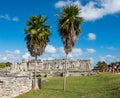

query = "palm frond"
[[24, 15, 51, 57], [57, 4, 83, 55]]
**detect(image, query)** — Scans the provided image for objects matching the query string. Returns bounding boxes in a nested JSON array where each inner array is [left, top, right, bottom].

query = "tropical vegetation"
[[57, 4, 83, 91], [0, 62, 12, 69], [24, 15, 51, 89], [96, 61, 108, 71], [95, 61, 120, 71]]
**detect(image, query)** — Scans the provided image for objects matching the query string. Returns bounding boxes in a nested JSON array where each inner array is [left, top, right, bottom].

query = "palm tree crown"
[[58, 4, 83, 55], [24, 15, 51, 57]]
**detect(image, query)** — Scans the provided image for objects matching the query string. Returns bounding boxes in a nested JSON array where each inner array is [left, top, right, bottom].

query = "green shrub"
[[0, 62, 12, 68]]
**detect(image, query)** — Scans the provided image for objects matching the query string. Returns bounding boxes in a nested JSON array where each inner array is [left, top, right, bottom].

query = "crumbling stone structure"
[[0, 58, 96, 98], [26, 59, 93, 71], [0, 72, 32, 98]]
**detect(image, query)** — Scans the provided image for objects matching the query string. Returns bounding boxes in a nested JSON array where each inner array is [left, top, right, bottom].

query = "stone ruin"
[[25, 59, 93, 71], [0, 71, 33, 98], [0, 58, 98, 98], [42, 59, 92, 70], [5, 58, 94, 76], [0, 74, 32, 98], [21, 58, 96, 77], [0, 59, 33, 98], [2, 58, 93, 73]]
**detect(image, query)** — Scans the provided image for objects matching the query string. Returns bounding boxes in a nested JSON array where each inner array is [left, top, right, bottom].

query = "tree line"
[[0, 62, 12, 68], [95, 61, 120, 72]]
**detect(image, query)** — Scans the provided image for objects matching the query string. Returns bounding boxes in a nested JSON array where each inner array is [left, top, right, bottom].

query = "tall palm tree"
[[57, 4, 83, 91], [24, 15, 51, 90]]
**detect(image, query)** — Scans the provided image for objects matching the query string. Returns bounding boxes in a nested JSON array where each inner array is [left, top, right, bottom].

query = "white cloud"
[[81, 0, 120, 21], [100, 54, 117, 63], [70, 48, 83, 57], [47, 57, 54, 60], [86, 48, 96, 54], [12, 17, 19, 21], [3, 57, 7, 61], [81, 1, 105, 21], [88, 57, 94, 64], [0, 14, 10, 20], [106, 46, 116, 50], [59, 47, 65, 54], [88, 33, 96, 40], [55, 0, 81, 8], [101, 46, 116, 50], [101, 0, 120, 14], [45, 44, 56, 53], [41, 45, 83, 60], [4, 50, 20, 55], [0, 46, 87, 62], [14, 50, 20, 54], [51, 53, 61, 58], [0, 14, 19, 22], [0, 50, 22, 62], [55, 1, 68, 8], [55, 0, 120, 21], [57, 47, 83, 58], [22, 52, 30, 59]]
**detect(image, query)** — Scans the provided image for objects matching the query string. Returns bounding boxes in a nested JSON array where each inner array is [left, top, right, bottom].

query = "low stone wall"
[[35, 70, 98, 77], [68, 70, 98, 76], [0, 76, 32, 98]]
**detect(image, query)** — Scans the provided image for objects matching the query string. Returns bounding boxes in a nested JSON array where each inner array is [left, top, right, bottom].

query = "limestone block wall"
[[0, 76, 32, 98], [21, 59, 93, 71]]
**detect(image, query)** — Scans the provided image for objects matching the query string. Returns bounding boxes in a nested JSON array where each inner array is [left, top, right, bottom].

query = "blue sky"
[[0, 0, 120, 66]]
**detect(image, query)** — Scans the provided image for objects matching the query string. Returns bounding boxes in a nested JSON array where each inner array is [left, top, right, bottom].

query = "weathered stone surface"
[[0, 73, 32, 98], [0, 58, 97, 98], [1, 59, 93, 76], [26, 59, 93, 71]]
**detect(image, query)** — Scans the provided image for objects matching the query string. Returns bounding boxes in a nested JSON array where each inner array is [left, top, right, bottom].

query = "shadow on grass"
[[43, 87, 63, 92], [43, 87, 81, 94]]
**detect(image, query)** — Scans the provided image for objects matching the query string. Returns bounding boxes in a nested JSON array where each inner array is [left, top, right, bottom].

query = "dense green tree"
[[96, 61, 107, 71], [6, 62, 12, 67], [0, 62, 12, 68], [57, 4, 83, 91], [110, 61, 120, 66], [24, 15, 51, 90]]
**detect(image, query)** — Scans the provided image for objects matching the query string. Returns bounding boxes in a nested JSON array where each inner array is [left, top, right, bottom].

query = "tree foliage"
[[110, 61, 120, 66], [57, 4, 83, 91], [57, 4, 83, 55], [24, 15, 51, 57], [96, 61, 107, 71], [24, 15, 51, 90], [0, 62, 12, 68]]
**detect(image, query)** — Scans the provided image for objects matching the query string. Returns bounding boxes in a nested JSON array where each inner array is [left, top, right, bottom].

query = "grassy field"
[[16, 73, 120, 98]]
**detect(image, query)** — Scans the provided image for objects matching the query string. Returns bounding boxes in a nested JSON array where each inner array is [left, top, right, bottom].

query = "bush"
[[0, 62, 12, 68]]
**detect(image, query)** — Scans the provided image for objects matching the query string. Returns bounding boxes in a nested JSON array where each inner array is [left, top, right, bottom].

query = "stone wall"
[[68, 70, 98, 76], [36, 70, 98, 77], [0, 74, 32, 98], [5, 59, 92, 73], [26, 59, 93, 71]]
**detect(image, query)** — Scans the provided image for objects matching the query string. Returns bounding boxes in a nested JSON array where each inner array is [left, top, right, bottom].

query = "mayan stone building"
[[24, 59, 93, 71]]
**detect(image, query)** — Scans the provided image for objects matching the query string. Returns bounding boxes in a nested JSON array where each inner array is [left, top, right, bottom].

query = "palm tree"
[[57, 4, 83, 91], [24, 15, 51, 90]]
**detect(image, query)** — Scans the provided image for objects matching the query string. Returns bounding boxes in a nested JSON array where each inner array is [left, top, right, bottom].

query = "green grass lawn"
[[16, 73, 120, 98]]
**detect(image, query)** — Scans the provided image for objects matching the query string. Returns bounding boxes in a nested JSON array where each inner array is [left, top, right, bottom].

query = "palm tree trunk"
[[63, 54, 68, 91], [33, 56, 38, 90]]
